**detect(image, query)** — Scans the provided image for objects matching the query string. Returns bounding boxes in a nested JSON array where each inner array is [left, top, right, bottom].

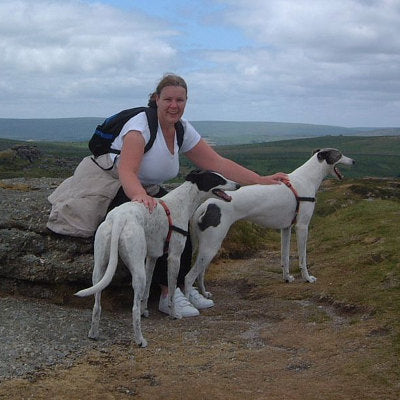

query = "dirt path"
[[0, 251, 398, 400]]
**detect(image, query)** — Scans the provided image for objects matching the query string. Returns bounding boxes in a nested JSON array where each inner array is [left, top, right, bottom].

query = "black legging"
[[108, 186, 192, 286]]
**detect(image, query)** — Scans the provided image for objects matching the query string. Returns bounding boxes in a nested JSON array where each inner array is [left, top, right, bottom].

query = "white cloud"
[[182, 0, 400, 125], [0, 0, 179, 116], [221, 0, 400, 55]]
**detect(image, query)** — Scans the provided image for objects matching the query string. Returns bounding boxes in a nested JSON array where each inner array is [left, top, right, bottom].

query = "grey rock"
[[0, 177, 130, 298]]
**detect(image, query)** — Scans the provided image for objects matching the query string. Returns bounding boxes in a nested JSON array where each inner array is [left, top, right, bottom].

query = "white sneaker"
[[159, 288, 200, 317], [188, 288, 215, 309]]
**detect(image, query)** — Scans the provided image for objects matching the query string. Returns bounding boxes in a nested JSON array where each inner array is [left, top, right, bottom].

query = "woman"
[[48, 73, 289, 317], [110, 74, 288, 317]]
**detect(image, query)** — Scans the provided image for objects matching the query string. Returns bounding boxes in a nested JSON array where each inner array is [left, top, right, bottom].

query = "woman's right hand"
[[131, 193, 158, 212]]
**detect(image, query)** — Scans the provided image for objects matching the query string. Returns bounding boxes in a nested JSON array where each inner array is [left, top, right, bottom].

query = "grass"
[[218, 220, 280, 259], [311, 198, 400, 358], [310, 199, 400, 306]]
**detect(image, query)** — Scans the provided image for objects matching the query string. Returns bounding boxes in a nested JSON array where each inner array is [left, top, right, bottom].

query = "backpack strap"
[[143, 107, 159, 153], [175, 120, 184, 149]]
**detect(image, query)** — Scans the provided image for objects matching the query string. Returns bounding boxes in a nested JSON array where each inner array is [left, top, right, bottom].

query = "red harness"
[[284, 182, 316, 225], [159, 200, 189, 254]]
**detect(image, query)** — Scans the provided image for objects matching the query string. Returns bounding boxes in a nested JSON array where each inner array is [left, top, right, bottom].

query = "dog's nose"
[[236, 184, 241, 189]]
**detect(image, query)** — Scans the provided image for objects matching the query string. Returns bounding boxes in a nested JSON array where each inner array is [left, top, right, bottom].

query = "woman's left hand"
[[259, 172, 290, 185]]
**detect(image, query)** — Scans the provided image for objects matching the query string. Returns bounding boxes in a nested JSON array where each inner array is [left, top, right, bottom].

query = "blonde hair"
[[148, 74, 188, 107]]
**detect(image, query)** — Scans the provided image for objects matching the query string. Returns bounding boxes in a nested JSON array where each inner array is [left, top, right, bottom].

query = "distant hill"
[[0, 118, 102, 142], [191, 121, 400, 145], [0, 118, 399, 145]]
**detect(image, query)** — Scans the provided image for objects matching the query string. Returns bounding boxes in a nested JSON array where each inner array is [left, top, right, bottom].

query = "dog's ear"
[[312, 148, 320, 156], [185, 169, 203, 182], [186, 170, 227, 192], [316, 150, 327, 162]]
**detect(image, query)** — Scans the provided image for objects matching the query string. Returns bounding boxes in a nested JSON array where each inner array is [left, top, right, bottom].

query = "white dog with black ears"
[[75, 169, 239, 347], [185, 148, 355, 300]]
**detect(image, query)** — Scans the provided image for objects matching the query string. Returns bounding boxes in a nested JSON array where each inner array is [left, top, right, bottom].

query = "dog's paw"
[[88, 330, 99, 340], [204, 291, 213, 299], [284, 275, 295, 283], [142, 309, 149, 318], [137, 338, 148, 348], [306, 275, 317, 283]]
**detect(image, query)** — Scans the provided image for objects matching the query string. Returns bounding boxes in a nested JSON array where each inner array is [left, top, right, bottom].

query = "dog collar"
[[284, 182, 316, 225], [159, 200, 189, 254]]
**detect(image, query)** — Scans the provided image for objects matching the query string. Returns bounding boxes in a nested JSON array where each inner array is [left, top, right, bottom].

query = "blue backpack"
[[88, 106, 184, 157]]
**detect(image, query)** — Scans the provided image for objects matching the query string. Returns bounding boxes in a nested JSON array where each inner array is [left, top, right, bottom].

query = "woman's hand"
[[131, 193, 158, 212], [259, 172, 290, 185]]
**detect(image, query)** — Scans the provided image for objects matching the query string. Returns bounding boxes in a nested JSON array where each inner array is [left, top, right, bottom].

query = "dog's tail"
[[75, 215, 125, 297]]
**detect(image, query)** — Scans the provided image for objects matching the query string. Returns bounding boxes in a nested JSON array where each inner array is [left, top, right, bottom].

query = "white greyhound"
[[75, 170, 239, 347], [185, 149, 355, 299]]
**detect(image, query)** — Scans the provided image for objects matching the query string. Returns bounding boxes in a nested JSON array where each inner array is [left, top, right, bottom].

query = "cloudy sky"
[[1, 0, 399, 126]]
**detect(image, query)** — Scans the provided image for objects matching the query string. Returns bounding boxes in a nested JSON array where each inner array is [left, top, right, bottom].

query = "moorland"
[[1, 134, 400, 179], [0, 134, 399, 399]]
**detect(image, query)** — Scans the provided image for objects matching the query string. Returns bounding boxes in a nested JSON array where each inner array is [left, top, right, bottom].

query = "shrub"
[[217, 220, 280, 259]]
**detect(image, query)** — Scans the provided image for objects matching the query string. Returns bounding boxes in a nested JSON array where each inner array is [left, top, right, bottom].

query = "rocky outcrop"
[[12, 145, 41, 163], [0, 145, 41, 164], [0, 178, 130, 301]]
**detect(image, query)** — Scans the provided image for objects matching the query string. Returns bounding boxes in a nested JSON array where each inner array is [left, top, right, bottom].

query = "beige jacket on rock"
[[47, 154, 121, 238]]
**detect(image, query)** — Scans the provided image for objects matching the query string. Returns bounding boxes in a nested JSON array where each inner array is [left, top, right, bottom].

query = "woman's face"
[[156, 85, 187, 126]]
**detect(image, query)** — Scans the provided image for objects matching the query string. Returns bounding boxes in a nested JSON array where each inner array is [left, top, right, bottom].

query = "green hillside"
[[181, 135, 400, 179], [1, 135, 400, 179]]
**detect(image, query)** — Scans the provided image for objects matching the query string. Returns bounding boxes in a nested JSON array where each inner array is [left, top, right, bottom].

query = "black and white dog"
[[75, 170, 239, 347], [185, 149, 355, 299]]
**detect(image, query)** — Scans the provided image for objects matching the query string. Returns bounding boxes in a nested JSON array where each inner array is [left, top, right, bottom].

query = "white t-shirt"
[[110, 112, 201, 185]]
